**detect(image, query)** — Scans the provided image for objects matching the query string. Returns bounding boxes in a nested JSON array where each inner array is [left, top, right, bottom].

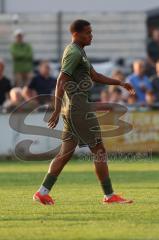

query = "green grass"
[[0, 158, 159, 240]]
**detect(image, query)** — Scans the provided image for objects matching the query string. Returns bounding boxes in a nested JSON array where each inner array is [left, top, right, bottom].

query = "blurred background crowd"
[[0, 28, 57, 112], [1, 25, 159, 112]]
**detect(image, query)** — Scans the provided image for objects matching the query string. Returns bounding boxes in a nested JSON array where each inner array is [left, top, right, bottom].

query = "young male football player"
[[33, 19, 135, 205]]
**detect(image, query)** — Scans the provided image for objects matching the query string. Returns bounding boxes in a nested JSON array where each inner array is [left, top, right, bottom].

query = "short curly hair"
[[70, 19, 90, 33]]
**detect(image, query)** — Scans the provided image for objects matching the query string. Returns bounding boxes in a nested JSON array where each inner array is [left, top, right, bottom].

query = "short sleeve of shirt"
[[61, 46, 81, 76]]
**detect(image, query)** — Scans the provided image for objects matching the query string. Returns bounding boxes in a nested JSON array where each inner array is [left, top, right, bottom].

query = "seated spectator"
[[23, 61, 56, 105], [127, 94, 138, 111], [127, 94, 137, 105], [108, 69, 128, 102], [146, 28, 159, 76], [145, 91, 155, 107], [99, 87, 124, 109], [3, 87, 38, 112], [10, 29, 33, 87], [3, 87, 24, 110], [147, 28, 159, 68], [0, 59, 12, 106], [100, 89, 110, 103], [127, 60, 152, 104], [151, 61, 159, 102], [109, 88, 124, 104]]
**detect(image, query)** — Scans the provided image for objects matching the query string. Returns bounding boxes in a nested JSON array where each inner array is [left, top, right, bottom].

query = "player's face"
[[78, 25, 93, 46]]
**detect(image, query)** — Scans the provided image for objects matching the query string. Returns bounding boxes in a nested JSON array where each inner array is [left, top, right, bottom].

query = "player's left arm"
[[90, 67, 135, 95]]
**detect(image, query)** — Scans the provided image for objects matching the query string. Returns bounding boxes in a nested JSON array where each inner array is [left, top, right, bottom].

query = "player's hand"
[[121, 82, 136, 95], [48, 111, 60, 129]]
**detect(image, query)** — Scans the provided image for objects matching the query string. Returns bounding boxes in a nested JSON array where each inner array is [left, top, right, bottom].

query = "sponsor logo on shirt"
[[82, 57, 87, 62]]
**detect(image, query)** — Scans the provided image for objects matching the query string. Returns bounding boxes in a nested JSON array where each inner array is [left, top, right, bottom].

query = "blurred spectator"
[[108, 69, 128, 101], [109, 88, 124, 104], [127, 60, 152, 104], [127, 94, 137, 105], [100, 89, 110, 103], [100, 79, 124, 105], [23, 61, 56, 104], [147, 28, 159, 67], [0, 59, 12, 106], [127, 94, 138, 111], [146, 28, 159, 76], [3, 87, 38, 112], [3, 87, 24, 111], [151, 61, 159, 102], [10, 29, 33, 87], [145, 91, 155, 106]]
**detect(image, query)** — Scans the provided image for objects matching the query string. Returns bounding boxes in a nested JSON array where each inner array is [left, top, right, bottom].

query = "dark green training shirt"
[[61, 42, 93, 116]]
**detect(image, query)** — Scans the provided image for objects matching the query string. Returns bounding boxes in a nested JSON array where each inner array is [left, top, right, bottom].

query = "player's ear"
[[72, 32, 78, 38]]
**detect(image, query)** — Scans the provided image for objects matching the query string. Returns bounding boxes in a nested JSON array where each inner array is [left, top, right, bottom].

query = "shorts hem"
[[78, 138, 103, 148]]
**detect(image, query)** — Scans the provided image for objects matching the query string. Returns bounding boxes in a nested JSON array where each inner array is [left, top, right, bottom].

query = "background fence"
[[0, 12, 147, 77]]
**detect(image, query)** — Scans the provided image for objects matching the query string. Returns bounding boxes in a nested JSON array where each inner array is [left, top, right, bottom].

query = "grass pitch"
[[0, 157, 159, 240]]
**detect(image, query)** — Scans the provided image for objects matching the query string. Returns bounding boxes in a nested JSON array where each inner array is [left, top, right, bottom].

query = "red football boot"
[[33, 191, 55, 205], [103, 194, 133, 204]]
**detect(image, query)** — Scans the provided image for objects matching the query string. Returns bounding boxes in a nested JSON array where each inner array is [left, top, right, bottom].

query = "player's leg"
[[48, 137, 78, 176], [89, 142, 133, 204], [89, 142, 114, 197], [33, 138, 78, 205]]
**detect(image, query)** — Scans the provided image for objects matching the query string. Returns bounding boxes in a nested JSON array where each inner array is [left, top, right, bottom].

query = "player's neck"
[[72, 40, 84, 49]]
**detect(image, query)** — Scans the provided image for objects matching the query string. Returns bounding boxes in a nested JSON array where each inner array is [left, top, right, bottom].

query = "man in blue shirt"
[[23, 61, 56, 104], [127, 60, 152, 104]]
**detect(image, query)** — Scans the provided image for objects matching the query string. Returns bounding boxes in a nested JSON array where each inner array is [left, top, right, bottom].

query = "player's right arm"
[[48, 72, 71, 129], [48, 45, 81, 129]]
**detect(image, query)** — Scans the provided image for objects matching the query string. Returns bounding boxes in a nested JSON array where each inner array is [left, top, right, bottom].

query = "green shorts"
[[61, 113, 103, 148]]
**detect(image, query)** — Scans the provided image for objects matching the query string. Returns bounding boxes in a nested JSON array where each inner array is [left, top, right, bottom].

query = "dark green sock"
[[101, 176, 114, 196], [42, 173, 57, 190]]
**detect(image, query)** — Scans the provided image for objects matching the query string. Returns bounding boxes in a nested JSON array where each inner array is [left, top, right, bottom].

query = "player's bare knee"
[[89, 143, 108, 163], [90, 142, 106, 154]]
